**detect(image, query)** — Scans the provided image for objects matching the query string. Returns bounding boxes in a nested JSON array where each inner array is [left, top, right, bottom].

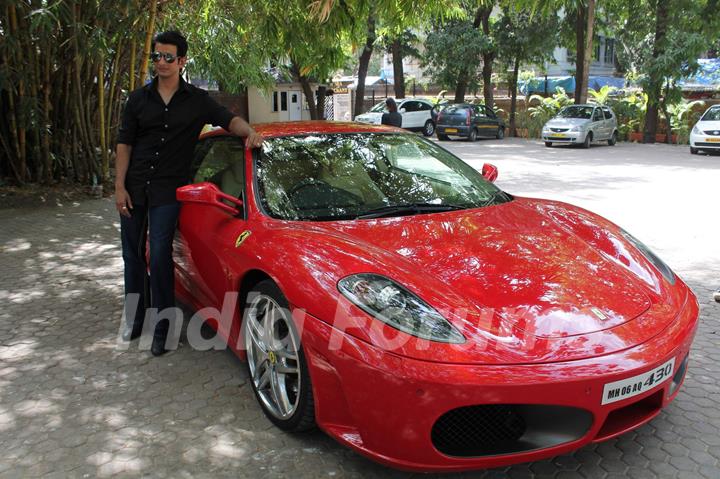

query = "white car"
[[542, 104, 618, 148], [690, 105, 720, 154], [355, 98, 436, 136]]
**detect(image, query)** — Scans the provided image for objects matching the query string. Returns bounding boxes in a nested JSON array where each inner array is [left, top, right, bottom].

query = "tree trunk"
[[292, 60, 317, 120], [509, 57, 520, 137], [574, 6, 586, 104], [577, 0, 595, 104], [354, 11, 376, 118], [643, 0, 669, 143], [42, 50, 52, 184], [98, 58, 109, 180], [454, 7, 485, 104], [391, 39, 405, 99], [138, 0, 157, 87], [480, 7, 494, 109], [129, 38, 137, 91], [316, 85, 327, 120]]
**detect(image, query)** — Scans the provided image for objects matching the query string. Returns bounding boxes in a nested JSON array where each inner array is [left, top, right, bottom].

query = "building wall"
[[544, 36, 618, 76], [247, 85, 317, 124]]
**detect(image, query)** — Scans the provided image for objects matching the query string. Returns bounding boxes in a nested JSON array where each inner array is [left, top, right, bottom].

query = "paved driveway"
[[0, 138, 718, 478]]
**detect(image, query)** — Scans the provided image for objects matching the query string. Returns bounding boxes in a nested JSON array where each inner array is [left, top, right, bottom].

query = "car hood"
[[696, 120, 720, 131], [546, 118, 590, 128], [279, 197, 687, 364]]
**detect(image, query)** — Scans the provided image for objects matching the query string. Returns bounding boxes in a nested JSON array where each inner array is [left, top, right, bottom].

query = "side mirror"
[[176, 182, 243, 216], [399, 108, 406, 113], [481, 163, 498, 183]]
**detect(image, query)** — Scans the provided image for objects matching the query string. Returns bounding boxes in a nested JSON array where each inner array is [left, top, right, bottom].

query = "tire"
[[690, 147, 699, 155], [608, 131, 617, 146], [496, 127, 505, 139], [423, 120, 435, 137], [437, 133, 449, 141], [582, 132, 592, 149], [545, 141, 553, 147], [468, 128, 477, 142], [242, 280, 315, 432]]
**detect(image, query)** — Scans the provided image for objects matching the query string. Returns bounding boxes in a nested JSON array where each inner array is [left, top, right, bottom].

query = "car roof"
[[199, 121, 406, 140]]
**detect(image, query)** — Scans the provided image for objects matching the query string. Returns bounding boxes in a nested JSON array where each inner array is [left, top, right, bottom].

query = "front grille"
[[695, 142, 720, 147], [551, 128, 569, 132], [431, 405, 526, 456], [431, 404, 593, 457], [703, 130, 720, 136]]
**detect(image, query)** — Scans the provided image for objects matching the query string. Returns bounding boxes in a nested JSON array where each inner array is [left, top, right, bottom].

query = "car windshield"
[[256, 133, 511, 221], [368, 101, 388, 113], [701, 108, 720, 121], [557, 106, 594, 119]]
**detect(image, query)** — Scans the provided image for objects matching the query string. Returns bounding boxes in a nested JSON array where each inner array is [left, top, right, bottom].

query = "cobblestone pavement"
[[0, 139, 718, 478]]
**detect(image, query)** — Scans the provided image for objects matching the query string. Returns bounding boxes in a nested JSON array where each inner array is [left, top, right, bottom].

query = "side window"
[[484, 106, 496, 118], [417, 101, 432, 111], [602, 107, 613, 120], [401, 101, 418, 112], [593, 108, 603, 121], [193, 138, 246, 199], [475, 107, 487, 118]]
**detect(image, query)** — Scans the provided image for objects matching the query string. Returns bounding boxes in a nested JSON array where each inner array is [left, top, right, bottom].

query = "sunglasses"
[[150, 51, 180, 63]]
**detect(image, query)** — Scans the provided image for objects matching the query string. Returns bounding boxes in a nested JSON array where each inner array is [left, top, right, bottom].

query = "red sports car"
[[174, 121, 698, 472]]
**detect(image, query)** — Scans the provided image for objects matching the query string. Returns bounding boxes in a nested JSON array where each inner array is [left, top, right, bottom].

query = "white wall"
[[248, 86, 317, 124]]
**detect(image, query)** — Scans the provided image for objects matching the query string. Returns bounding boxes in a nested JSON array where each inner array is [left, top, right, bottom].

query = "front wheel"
[[243, 280, 315, 432], [423, 120, 435, 137], [690, 147, 699, 155], [545, 141, 553, 147], [608, 131, 618, 146], [468, 128, 477, 142], [496, 127, 505, 139], [582, 132, 592, 149]]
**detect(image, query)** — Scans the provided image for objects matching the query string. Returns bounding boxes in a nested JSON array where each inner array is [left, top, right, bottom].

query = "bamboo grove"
[[0, 0, 162, 185]]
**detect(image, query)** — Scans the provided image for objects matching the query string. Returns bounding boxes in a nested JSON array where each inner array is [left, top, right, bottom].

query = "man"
[[115, 30, 263, 356], [381, 98, 402, 128]]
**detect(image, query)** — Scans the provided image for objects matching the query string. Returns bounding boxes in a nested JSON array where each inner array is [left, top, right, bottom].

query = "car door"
[[399, 100, 420, 128], [416, 100, 433, 125], [175, 136, 250, 313], [602, 106, 615, 136], [482, 106, 500, 137], [591, 107, 606, 139], [473, 106, 492, 137]]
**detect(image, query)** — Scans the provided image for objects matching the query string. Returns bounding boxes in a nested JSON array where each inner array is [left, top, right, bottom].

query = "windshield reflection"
[[255, 133, 511, 221]]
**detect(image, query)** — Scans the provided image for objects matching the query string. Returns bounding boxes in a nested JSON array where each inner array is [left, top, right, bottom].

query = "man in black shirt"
[[115, 30, 263, 356], [381, 98, 403, 128]]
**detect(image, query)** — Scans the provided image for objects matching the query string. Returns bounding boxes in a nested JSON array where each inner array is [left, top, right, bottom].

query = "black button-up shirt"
[[117, 76, 235, 206]]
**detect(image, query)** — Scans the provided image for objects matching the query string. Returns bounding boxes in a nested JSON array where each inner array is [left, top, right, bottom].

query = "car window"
[[416, 101, 432, 111], [484, 107, 496, 118], [602, 107, 613, 120], [701, 108, 720, 121], [592, 108, 603, 122], [193, 137, 246, 198], [402, 101, 418, 112], [475, 107, 487, 118]]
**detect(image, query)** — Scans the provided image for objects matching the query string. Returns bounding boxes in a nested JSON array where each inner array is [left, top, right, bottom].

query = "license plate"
[[550, 133, 567, 138], [445, 128, 458, 133], [706, 137, 720, 142], [601, 358, 675, 405]]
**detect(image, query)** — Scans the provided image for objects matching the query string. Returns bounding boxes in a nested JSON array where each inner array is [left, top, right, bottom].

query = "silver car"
[[542, 104, 618, 148]]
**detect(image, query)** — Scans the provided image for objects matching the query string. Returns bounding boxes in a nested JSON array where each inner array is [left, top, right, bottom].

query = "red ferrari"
[[174, 121, 698, 472]]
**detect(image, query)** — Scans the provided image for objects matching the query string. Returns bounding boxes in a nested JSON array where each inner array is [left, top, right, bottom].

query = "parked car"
[[355, 98, 436, 136], [175, 121, 698, 472], [690, 105, 720, 154], [435, 103, 505, 141], [542, 104, 618, 148]]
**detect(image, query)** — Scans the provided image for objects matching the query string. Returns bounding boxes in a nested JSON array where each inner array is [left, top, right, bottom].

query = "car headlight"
[[569, 126, 580, 132], [692, 125, 700, 135], [621, 230, 676, 284], [338, 273, 465, 343]]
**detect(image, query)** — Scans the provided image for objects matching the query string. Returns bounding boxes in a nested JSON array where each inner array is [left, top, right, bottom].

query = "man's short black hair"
[[152, 30, 188, 57]]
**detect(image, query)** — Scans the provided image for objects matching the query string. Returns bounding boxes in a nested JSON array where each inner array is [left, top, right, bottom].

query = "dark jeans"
[[120, 202, 181, 339]]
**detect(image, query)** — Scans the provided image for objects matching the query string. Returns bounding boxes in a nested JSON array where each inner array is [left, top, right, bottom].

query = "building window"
[[604, 38, 615, 65], [272, 91, 278, 112], [280, 91, 288, 111]]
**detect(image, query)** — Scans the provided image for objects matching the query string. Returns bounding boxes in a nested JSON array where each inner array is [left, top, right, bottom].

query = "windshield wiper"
[[356, 203, 467, 219]]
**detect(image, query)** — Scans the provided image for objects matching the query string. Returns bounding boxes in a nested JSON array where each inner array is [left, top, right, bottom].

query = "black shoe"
[[151, 335, 168, 356], [121, 324, 143, 341]]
